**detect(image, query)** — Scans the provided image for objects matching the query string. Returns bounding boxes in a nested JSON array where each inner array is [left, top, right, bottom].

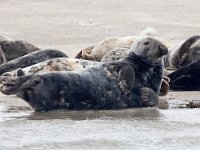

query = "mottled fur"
[[3, 58, 98, 77]]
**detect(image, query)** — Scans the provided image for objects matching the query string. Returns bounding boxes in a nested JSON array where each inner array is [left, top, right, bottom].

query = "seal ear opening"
[[178, 35, 200, 67]]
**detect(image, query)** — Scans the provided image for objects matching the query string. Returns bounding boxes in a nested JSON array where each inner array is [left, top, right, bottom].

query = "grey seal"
[[164, 35, 200, 69], [0, 49, 68, 75], [0, 35, 40, 61], [0, 37, 168, 111], [75, 28, 171, 61], [167, 60, 200, 91]]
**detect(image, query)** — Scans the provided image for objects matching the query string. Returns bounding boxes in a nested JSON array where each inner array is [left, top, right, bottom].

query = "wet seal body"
[[0, 37, 168, 111], [0, 49, 68, 75], [168, 60, 200, 91], [0, 36, 40, 61], [164, 35, 200, 69]]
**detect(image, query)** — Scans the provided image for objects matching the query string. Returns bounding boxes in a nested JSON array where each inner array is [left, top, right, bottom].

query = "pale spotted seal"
[[0, 37, 168, 111], [2, 58, 98, 77], [75, 28, 172, 61]]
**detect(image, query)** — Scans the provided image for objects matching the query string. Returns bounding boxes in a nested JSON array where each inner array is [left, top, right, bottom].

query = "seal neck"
[[123, 51, 163, 68]]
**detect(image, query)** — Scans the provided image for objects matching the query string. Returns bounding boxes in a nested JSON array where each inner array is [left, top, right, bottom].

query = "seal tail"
[[178, 35, 200, 67]]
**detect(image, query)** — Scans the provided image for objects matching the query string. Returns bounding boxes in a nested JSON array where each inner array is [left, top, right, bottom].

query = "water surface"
[[0, 105, 200, 150]]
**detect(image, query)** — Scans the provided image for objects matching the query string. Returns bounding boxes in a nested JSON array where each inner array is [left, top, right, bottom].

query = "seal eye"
[[144, 41, 150, 46]]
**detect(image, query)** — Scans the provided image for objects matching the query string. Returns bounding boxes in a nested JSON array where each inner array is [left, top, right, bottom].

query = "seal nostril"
[[159, 46, 168, 55]]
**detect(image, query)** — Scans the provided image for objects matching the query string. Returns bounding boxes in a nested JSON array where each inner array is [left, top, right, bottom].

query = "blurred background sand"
[[0, 0, 200, 109]]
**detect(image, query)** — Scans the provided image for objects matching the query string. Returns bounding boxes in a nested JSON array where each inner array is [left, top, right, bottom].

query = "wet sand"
[[0, 0, 200, 110]]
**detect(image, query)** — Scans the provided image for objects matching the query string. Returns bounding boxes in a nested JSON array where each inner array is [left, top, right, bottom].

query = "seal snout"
[[159, 45, 168, 56]]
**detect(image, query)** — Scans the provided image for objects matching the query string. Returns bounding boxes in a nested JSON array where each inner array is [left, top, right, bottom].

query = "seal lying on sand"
[[0, 49, 68, 75], [0, 35, 40, 61], [164, 35, 200, 69], [0, 37, 168, 111], [2, 56, 169, 97], [167, 60, 200, 91], [75, 28, 171, 61]]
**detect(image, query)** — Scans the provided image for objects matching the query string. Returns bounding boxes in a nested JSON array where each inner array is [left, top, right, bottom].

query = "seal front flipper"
[[118, 65, 135, 95], [107, 62, 135, 95]]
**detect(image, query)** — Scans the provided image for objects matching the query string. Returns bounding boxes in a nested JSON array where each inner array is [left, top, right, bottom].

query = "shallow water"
[[1, 105, 200, 150]]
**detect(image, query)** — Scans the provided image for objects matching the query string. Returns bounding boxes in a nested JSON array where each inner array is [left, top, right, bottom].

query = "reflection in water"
[[28, 107, 162, 120]]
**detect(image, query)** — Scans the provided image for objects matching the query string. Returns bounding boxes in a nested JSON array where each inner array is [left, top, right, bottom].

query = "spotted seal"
[[0, 49, 68, 75], [164, 35, 200, 69], [167, 60, 200, 91], [0, 35, 40, 61], [2, 58, 98, 77], [0, 37, 168, 111]]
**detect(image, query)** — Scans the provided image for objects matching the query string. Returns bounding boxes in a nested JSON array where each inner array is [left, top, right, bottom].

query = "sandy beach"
[[0, 0, 200, 109]]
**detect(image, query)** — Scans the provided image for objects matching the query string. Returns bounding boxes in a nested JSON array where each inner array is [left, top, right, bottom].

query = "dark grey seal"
[[0, 37, 168, 111], [0, 49, 68, 75], [167, 60, 200, 91], [101, 46, 169, 96], [0, 36, 40, 61], [164, 35, 200, 69]]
